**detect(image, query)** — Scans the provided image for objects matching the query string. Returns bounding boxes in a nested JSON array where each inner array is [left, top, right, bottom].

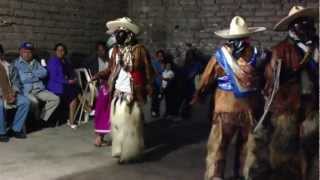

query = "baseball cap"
[[20, 42, 34, 50]]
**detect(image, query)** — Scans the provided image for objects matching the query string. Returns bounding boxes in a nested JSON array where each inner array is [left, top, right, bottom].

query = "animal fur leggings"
[[245, 112, 304, 180], [205, 112, 253, 180], [110, 96, 144, 163]]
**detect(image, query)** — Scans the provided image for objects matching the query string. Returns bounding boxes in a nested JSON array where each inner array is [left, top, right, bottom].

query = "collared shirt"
[[14, 57, 47, 94]]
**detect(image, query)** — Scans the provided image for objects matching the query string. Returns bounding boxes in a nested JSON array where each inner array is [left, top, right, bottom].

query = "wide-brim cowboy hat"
[[274, 6, 319, 31], [106, 17, 140, 35], [215, 16, 266, 39]]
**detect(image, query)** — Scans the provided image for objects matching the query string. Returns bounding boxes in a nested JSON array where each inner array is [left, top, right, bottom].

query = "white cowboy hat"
[[215, 16, 266, 39], [274, 6, 318, 31], [106, 17, 140, 35]]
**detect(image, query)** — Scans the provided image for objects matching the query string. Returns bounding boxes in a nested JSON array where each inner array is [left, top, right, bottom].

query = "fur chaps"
[[110, 98, 144, 163]]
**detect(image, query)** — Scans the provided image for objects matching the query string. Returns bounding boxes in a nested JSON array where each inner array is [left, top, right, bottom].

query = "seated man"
[[14, 42, 60, 124], [0, 45, 30, 142]]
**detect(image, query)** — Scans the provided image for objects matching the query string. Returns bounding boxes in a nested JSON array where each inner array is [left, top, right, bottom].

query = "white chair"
[[74, 68, 97, 125]]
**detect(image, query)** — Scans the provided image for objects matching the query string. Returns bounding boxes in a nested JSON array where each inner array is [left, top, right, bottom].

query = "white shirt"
[[109, 48, 132, 93], [162, 69, 174, 89], [115, 68, 132, 93]]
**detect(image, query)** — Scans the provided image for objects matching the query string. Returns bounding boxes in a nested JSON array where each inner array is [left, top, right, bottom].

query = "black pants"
[[164, 87, 178, 116], [151, 88, 161, 115]]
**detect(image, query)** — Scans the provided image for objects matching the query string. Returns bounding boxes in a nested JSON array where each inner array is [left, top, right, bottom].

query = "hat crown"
[[229, 16, 249, 35], [117, 17, 133, 23], [288, 6, 305, 16]]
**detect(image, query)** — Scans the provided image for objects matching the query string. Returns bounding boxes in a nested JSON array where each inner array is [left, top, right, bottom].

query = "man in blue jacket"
[[0, 44, 30, 142], [14, 42, 60, 122]]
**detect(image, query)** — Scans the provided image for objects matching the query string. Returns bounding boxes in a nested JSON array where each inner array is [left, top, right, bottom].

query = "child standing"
[[161, 62, 175, 118]]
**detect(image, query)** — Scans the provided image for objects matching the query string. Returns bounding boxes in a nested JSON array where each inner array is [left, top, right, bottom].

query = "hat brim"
[[214, 27, 266, 39], [106, 20, 140, 35], [274, 8, 319, 31]]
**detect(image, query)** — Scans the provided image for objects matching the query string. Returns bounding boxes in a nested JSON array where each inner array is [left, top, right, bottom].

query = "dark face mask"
[[289, 17, 316, 43], [227, 38, 248, 57], [114, 30, 128, 45]]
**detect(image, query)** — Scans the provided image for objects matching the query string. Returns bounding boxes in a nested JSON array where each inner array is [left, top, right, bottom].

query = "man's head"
[[96, 41, 107, 59], [106, 17, 139, 46], [273, 6, 318, 43], [227, 37, 250, 57], [114, 28, 135, 46], [288, 17, 316, 43], [19, 42, 34, 62]]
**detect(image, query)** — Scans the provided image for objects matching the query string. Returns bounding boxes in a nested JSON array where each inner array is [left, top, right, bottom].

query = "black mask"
[[227, 38, 248, 58], [114, 30, 129, 45], [289, 17, 316, 43]]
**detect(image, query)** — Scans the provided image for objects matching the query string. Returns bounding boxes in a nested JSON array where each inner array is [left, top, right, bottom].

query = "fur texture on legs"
[[301, 111, 319, 180], [269, 114, 303, 180], [244, 130, 272, 180], [111, 98, 144, 163]]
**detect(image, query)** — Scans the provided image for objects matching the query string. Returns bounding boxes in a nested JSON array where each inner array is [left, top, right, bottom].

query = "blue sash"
[[215, 47, 259, 97]]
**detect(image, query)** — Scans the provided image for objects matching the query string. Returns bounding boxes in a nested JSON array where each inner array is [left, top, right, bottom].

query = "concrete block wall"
[[0, 0, 317, 61], [128, 0, 319, 62], [0, 0, 127, 55]]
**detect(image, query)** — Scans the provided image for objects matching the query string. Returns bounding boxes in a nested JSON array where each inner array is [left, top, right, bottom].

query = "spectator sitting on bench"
[[0, 44, 30, 142], [14, 42, 60, 125]]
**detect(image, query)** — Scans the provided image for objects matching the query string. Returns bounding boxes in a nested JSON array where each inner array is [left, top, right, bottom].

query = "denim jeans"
[[0, 95, 30, 134]]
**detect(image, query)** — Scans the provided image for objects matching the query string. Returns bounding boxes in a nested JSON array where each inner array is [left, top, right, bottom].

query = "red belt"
[[131, 71, 144, 86]]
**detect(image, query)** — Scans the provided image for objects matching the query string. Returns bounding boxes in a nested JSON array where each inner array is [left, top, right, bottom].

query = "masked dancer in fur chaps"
[[92, 17, 154, 163], [246, 6, 319, 180], [191, 16, 270, 180]]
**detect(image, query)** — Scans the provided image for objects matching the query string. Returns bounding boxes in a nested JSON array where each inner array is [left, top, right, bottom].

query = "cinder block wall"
[[0, 0, 317, 59], [128, 0, 319, 60], [0, 0, 127, 55]]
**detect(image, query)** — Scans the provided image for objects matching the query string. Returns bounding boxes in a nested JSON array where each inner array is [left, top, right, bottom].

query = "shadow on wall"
[[69, 52, 89, 69], [165, 43, 212, 69], [4, 52, 19, 63]]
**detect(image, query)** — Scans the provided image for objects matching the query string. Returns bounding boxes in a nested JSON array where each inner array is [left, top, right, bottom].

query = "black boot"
[[0, 134, 9, 142], [10, 130, 27, 139]]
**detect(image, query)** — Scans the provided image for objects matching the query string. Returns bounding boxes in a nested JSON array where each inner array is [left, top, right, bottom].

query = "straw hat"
[[215, 16, 266, 39], [106, 17, 140, 35], [274, 6, 318, 31]]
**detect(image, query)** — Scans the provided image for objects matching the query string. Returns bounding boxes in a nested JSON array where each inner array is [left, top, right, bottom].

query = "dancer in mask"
[[92, 17, 154, 163], [247, 6, 319, 180], [191, 16, 269, 180]]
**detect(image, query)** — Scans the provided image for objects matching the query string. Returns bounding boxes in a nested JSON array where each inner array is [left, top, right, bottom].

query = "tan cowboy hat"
[[274, 6, 319, 31], [215, 16, 266, 39], [106, 17, 140, 35]]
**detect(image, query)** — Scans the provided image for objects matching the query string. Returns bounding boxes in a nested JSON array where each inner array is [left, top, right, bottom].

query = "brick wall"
[[0, 0, 127, 55], [128, 0, 319, 63]]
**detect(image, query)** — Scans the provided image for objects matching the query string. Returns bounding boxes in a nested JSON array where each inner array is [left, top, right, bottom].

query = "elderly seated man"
[[0, 45, 30, 142], [14, 42, 60, 124]]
